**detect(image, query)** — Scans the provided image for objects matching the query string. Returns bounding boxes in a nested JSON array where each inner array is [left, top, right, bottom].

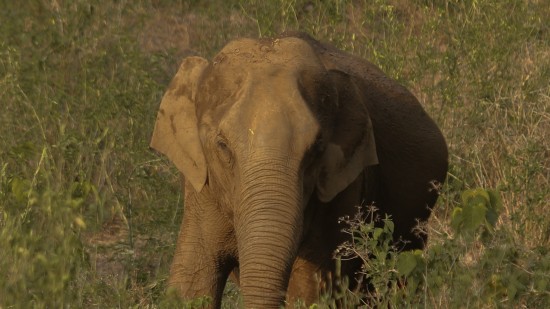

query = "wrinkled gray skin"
[[150, 32, 448, 308]]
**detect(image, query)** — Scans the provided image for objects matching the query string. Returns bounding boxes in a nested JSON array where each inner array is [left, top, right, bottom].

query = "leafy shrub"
[[0, 152, 88, 308], [327, 188, 549, 308]]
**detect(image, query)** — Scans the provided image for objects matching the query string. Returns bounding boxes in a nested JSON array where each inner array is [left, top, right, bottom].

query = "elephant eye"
[[217, 139, 228, 150], [215, 136, 233, 165]]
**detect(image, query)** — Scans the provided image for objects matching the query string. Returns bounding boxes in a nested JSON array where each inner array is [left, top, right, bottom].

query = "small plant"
[[450, 188, 503, 240], [0, 151, 89, 308], [322, 188, 549, 308], [333, 206, 406, 308]]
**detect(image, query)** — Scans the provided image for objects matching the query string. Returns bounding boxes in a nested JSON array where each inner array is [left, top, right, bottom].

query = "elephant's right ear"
[[150, 56, 209, 193]]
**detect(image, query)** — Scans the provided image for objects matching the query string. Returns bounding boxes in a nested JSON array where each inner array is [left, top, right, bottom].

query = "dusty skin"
[[150, 32, 448, 308]]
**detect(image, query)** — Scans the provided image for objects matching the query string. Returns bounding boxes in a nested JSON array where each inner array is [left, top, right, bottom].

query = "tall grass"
[[1, 0, 548, 307]]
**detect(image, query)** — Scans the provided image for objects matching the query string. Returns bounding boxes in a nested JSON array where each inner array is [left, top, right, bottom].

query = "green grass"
[[0, 0, 548, 307]]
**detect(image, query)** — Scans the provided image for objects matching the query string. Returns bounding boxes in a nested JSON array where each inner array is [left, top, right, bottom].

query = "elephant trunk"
[[236, 155, 303, 308]]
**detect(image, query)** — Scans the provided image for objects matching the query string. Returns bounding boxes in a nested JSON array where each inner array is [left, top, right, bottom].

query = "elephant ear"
[[316, 70, 378, 203], [150, 56, 209, 192]]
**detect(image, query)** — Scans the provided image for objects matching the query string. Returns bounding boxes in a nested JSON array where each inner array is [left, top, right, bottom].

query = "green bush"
[[331, 188, 549, 308], [0, 151, 88, 307]]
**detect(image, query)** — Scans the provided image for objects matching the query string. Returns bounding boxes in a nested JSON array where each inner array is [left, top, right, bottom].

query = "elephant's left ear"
[[150, 56, 209, 193], [316, 70, 378, 203]]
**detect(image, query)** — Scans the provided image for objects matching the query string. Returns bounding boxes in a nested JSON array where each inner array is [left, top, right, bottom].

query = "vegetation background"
[[0, 0, 548, 307]]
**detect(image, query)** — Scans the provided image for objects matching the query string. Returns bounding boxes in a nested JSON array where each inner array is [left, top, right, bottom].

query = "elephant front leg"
[[168, 231, 226, 303], [287, 254, 363, 308], [168, 186, 236, 308], [286, 256, 323, 305]]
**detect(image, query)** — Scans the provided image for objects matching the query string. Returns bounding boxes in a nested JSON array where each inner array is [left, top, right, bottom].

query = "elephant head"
[[151, 37, 379, 308]]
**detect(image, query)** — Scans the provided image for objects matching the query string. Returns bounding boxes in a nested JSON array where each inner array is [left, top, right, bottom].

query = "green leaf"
[[457, 188, 495, 233], [451, 207, 464, 232], [461, 188, 490, 206], [11, 177, 31, 204], [485, 190, 503, 228], [384, 218, 394, 234], [373, 227, 384, 241], [461, 199, 487, 232], [535, 276, 548, 292], [397, 251, 418, 276]]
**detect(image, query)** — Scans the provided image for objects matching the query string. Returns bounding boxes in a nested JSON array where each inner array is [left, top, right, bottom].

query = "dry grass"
[[1, 0, 548, 307]]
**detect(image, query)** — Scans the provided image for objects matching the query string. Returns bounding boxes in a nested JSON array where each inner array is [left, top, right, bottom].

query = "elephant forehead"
[[219, 74, 321, 157], [198, 37, 325, 156], [213, 37, 323, 70], [198, 36, 328, 114]]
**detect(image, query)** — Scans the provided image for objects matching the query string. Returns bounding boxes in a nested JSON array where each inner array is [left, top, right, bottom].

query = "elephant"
[[150, 32, 448, 308]]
